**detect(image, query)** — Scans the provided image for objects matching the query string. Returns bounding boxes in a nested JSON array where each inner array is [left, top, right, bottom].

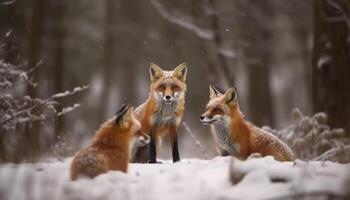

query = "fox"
[[200, 85, 295, 161], [70, 104, 150, 181], [132, 63, 187, 163]]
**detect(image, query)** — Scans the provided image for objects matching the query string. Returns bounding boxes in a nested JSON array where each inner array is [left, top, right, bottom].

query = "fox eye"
[[212, 107, 223, 113], [171, 85, 179, 91], [158, 84, 166, 91]]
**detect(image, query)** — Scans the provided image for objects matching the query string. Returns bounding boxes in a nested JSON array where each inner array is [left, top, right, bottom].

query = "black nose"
[[165, 95, 171, 100], [200, 116, 205, 121]]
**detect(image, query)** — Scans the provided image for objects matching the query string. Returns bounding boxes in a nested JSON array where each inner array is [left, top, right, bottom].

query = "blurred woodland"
[[0, 0, 349, 162]]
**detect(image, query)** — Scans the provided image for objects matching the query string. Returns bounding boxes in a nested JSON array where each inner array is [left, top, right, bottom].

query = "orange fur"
[[71, 107, 140, 180], [229, 104, 293, 161], [132, 63, 187, 162], [138, 94, 185, 138], [201, 86, 294, 161]]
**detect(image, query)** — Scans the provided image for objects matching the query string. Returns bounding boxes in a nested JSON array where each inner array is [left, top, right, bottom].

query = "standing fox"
[[70, 105, 149, 180], [132, 63, 187, 163], [200, 85, 294, 161]]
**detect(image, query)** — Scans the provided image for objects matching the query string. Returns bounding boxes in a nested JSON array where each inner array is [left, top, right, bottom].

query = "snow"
[[57, 104, 81, 116], [218, 48, 236, 59], [317, 55, 331, 69], [52, 85, 89, 99], [0, 157, 349, 200], [1, 0, 16, 6]]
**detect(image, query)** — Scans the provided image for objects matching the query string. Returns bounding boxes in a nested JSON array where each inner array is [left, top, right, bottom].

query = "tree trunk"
[[207, 0, 235, 86], [23, 0, 46, 162], [52, 0, 66, 143], [312, 0, 350, 132], [239, 0, 275, 127], [98, 0, 117, 123]]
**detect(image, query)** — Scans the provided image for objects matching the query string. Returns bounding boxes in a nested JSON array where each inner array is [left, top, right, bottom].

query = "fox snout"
[[200, 114, 215, 125], [164, 92, 180, 103], [164, 94, 173, 103], [135, 132, 150, 147], [157, 91, 180, 104]]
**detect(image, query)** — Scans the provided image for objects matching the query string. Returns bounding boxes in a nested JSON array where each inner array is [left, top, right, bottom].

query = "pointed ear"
[[115, 104, 134, 124], [209, 84, 222, 99], [149, 63, 164, 82], [115, 104, 129, 124], [224, 87, 238, 106], [124, 106, 134, 121], [173, 63, 187, 82]]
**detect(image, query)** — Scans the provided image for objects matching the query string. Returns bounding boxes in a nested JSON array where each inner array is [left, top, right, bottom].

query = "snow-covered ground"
[[0, 156, 349, 200]]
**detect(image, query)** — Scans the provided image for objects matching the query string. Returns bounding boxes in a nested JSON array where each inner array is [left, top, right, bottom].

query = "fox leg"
[[148, 128, 162, 163], [218, 148, 230, 156], [148, 133, 157, 163], [216, 145, 230, 156], [169, 126, 180, 162]]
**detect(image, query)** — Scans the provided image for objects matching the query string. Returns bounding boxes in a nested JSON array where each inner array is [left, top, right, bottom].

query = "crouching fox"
[[200, 85, 294, 161], [70, 105, 149, 180], [132, 63, 187, 163]]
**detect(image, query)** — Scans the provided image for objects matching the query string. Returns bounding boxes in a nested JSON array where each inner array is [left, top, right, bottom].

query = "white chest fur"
[[212, 122, 240, 155], [152, 101, 178, 127]]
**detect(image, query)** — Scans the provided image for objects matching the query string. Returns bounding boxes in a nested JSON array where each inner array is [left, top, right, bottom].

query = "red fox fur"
[[132, 63, 187, 163], [70, 105, 148, 180], [200, 85, 295, 161]]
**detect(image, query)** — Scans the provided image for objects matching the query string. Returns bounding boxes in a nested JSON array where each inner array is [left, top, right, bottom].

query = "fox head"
[[149, 63, 187, 105], [115, 104, 150, 145], [200, 85, 239, 125]]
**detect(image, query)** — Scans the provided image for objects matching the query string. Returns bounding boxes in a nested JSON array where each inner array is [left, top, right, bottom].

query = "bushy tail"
[[71, 149, 108, 180]]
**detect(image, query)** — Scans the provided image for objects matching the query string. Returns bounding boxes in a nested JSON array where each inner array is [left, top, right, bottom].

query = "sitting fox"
[[132, 63, 187, 163], [200, 85, 294, 161], [70, 105, 149, 180]]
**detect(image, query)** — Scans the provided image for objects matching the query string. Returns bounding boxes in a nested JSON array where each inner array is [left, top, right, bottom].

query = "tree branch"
[[0, 85, 89, 126], [149, 0, 214, 40], [313, 144, 350, 161], [182, 122, 209, 159], [326, 0, 350, 29]]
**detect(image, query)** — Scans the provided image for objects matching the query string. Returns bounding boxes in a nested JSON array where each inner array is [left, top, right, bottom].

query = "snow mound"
[[0, 157, 349, 200]]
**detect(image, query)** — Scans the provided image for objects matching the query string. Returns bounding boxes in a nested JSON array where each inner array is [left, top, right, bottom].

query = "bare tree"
[[51, 0, 66, 144], [98, 0, 116, 123], [150, 0, 236, 86], [312, 0, 350, 132]]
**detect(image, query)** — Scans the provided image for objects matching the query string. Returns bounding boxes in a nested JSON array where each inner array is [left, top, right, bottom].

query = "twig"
[[1, 0, 16, 6], [0, 85, 89, 126], [313, 144, 350, 161], [182, 122, 209, 159], [326, 0, 350, 29], [150, 0, 214, 40]]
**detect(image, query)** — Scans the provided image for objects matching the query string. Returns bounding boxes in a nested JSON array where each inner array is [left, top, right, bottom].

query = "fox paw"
[[248, 153, 262, 159], [147, 160, 162, 164]]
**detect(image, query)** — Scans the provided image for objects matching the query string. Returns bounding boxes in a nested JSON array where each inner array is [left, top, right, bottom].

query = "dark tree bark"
[[52, 0, 66, 142], [23, 0, 46, 162], [207, 0, 235, 86], [99, 0, 138, 123], [238, 0, 275, 127], [98, 0, 117, 123], [27, 0, 45, 97], [312, 0, 350, 132], [114, 1, 140, 105]]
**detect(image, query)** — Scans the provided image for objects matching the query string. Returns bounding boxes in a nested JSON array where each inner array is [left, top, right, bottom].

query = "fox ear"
[[209, 84, 221, 99], [224, 87, 238, 106], [115, 105, 133, 126], [115, 104, 129, 125], [173, 63, 187, 82], [149, 63, 164, 82]]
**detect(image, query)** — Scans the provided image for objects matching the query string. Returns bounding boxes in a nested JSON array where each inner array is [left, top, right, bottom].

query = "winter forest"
[[0, 0, 350, 200]]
